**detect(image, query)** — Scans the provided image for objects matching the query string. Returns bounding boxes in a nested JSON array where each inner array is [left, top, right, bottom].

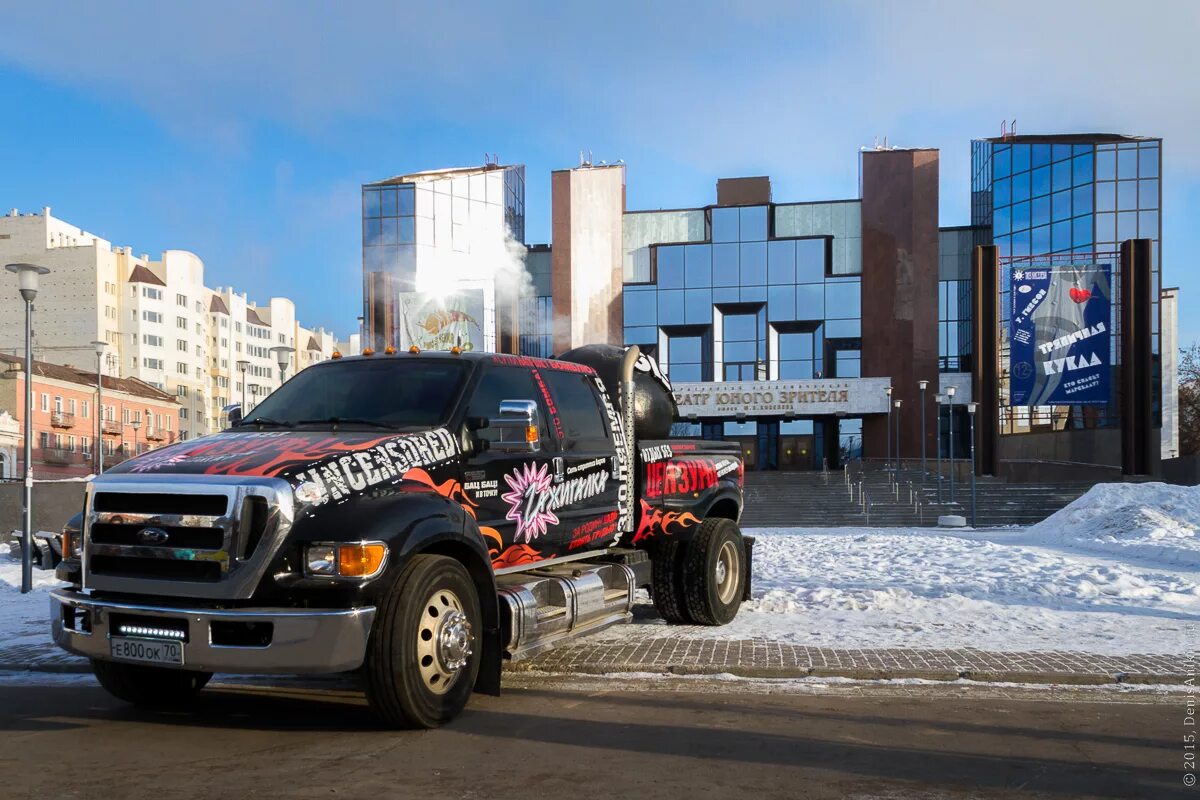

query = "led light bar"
[[116, 624, 186, 641]]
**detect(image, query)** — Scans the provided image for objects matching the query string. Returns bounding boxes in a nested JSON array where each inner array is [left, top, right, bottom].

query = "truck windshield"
[[239, 359, 468, 429]]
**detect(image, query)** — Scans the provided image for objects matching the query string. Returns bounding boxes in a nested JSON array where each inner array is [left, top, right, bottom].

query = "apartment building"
[[0, 352, 179, 479], [0, 208, 346, 439]]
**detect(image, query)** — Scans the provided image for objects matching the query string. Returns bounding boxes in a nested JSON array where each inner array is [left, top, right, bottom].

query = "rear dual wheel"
[[651, 517, 745, 626]]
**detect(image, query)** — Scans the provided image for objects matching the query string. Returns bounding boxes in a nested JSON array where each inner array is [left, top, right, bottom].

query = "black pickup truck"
[[50, 346, 749, 727]]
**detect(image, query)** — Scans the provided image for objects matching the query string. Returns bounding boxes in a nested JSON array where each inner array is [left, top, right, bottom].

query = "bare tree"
[[1180, 344, 1200, 456]]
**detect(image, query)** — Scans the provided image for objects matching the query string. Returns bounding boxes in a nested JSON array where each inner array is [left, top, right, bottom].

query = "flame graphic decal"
[[632, 498, 701, 544], [491, 543, 543, 569], [401, 468, 481, 518]]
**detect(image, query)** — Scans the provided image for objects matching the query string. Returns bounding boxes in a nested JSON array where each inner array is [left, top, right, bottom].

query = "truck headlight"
[[304, 542, 387, 579], [61, 524, 82, 560]]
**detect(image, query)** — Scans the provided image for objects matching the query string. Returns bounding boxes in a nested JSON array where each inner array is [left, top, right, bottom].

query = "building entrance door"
[[779, 435, 815, 470], [732, 437, 758, 471]]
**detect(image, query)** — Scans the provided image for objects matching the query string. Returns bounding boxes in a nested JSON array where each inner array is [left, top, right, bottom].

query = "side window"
[[542, 370, 611, 450], [467, 366, 549, 444]]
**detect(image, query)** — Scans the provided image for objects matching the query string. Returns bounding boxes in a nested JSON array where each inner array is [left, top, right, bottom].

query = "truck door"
[[538, 368, 623, 554], [462, 366, 558, 564]]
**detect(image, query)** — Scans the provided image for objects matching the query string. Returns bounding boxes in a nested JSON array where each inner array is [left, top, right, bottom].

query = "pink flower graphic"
[[502, 462, 558, 543]]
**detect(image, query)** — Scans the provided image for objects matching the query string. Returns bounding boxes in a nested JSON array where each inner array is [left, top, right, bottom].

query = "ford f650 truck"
[[50, 346, 749, 727]]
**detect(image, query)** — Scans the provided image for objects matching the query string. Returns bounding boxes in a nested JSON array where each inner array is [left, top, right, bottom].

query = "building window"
[[41, 394, 49, 412], [722, 311, 764, 381], [667, 334, 705, 383], [177, 293, 187, 306], [143, 286, 162, 300], [143, 310, 163, 324], [938, 279, 972, 372]]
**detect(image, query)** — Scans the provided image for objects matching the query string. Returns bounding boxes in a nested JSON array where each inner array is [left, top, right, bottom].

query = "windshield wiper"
[[294, 417, 403, 431], [236, 417, 295, 428]]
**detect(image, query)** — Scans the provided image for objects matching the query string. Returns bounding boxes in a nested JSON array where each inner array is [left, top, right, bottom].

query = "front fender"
[[288, 486, 502, 695]]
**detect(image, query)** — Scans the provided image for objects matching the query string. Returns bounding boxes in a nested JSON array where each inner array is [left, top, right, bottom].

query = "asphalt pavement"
[[0, 672, 1187, 799]]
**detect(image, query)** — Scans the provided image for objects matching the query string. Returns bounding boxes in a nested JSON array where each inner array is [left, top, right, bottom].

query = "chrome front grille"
[[82, 475, 295, 600]]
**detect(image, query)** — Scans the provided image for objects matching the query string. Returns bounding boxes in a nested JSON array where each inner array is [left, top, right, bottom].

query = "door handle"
[[552, 456, 565, 484]]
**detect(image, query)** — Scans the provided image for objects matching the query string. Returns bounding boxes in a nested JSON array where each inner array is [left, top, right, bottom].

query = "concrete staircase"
[[739, 468, 1091, 529]]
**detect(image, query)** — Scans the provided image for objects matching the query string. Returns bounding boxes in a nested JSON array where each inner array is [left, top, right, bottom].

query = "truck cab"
[[51, 347, 750, 727]]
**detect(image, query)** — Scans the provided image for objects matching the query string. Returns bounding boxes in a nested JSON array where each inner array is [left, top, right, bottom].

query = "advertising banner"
[[1009, 263, 1112, 406], [399, 290, 485, 351]]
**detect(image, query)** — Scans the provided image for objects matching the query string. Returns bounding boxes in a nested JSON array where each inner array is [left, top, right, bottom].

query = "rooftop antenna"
[[1011, 119, 1017, 137]]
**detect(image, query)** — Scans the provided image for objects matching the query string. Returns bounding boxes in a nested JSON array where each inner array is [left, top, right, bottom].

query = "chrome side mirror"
[[489, 399, 540, 453]]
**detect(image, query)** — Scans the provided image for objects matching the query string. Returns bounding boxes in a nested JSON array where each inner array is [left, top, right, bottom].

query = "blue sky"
[[1, 1, 1197, 343]]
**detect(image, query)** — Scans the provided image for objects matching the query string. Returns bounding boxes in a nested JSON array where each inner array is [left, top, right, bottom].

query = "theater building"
[[363, 135, 1173, 477]]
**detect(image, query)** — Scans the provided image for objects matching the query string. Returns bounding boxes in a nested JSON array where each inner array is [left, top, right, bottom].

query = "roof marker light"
[[331, 350, 342, 359], [362, 348, 375, 356], [384, 345, 396, 355], [409, 345, 420, 354]]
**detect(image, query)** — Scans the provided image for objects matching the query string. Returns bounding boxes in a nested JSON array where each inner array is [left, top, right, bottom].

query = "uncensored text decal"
[[291, 428, 459, 506]]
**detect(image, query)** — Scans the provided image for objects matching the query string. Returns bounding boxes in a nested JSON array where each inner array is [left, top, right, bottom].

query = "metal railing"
[[39, 447, 79, 465], [50, 412, 75, 428]]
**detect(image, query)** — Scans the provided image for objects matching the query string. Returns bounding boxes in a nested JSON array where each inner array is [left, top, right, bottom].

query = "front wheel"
[[91, 660, 211, 708], [682, 518, 745, 625], [364, 554, 482, 729]]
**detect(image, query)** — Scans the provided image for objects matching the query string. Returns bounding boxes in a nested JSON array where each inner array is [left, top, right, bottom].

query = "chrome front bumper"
[[50, 589, 376, 674]]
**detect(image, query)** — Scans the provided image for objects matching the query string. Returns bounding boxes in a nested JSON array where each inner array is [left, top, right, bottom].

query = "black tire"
[[682, 518, 745, 626], [90, 659, 211, 708], [364, 555, 482, 729], [650, 538, 692, 624]]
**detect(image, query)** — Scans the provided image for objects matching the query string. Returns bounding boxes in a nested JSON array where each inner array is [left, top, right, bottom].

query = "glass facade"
[[362, 165, 526, 351], [623, 202, 863, 469], [971, 136, 1163, 435]]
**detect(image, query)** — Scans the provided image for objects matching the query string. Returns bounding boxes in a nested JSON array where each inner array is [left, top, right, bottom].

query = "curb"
[[506, 661, 1189, 686], [2, 657, 1188, 687]]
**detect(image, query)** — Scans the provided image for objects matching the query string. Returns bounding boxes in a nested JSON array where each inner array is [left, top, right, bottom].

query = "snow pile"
[[1020, 482, 1200, 568], [598, 523, 1200, 655], [0, 549, 63, 660]]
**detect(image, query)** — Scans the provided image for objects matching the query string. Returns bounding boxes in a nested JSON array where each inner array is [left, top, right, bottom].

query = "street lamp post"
[[967, 402, 978, 528], [935, 395, 944, 504], [237, 360, 250, 414], [130, 416, 141, 459], [270, 345, 295, 384], [884, 386, 893, 471], [946, 385, 957, 505], [91, 340, 106, 474], [893, 399, 902, 471], [918, 380, 928, 486], [7, 262, 50, 593]]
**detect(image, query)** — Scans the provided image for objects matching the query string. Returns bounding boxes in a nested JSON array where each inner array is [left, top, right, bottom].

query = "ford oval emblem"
[[137, 527, 170, 545]]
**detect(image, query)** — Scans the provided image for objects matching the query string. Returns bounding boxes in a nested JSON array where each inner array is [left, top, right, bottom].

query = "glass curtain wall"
[[623, 201, 862, 470], [971, 137, 1162, 435]]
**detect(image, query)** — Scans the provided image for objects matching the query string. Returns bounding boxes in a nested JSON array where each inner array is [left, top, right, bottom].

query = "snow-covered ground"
[[595, 482, 1200, 655], [0, 539, 65, 660], [1, 483, 1198, 661]]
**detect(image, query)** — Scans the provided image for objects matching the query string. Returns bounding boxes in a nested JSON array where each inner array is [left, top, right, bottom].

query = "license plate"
[[110, 637, 184, 666]]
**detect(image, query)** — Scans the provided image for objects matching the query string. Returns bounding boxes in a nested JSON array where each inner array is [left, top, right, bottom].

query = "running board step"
[[498, 562, 636, 662]]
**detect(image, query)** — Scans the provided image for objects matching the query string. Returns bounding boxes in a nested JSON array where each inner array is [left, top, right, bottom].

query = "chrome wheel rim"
[[415, 587, 472, 695], [715, 540, 740, 605]]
